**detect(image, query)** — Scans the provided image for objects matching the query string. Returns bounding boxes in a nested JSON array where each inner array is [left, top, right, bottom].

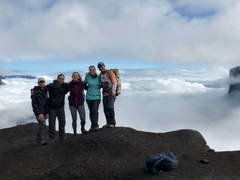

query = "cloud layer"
[[1, 66, 240, 151], [0, 0, 240, 65]]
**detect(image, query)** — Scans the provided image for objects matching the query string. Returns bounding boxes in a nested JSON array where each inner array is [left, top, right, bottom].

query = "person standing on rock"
[[84, 65, 101, 132], [31, 77, 49, 146], [97, 62, 117, 128], [68, 72, 88, 135], [31, 74, 69, 142], [46, 74, 69, 142]]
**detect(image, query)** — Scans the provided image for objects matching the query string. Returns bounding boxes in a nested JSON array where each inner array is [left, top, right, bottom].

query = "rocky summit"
[[0, 123, 240, 180]]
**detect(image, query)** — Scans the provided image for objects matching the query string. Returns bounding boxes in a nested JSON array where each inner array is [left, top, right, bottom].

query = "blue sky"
[[2, 59, 162, 72], [0, 0, 240, 72], [1, 58, 221, 73]]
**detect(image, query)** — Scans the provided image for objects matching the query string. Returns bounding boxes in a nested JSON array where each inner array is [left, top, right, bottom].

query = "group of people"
[[31, 62, 117, 145]]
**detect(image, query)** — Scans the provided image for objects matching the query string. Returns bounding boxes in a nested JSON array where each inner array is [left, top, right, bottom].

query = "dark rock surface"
[[0, 123, 240, 180]]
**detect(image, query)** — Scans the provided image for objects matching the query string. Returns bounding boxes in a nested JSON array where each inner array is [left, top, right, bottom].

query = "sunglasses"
[[39, 81, 45, 83]]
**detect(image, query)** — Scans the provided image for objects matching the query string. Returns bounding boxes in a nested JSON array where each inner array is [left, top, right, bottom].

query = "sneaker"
[[102, 124, 109, 128], [109, 124, 115, 128], [81, 128, 88, 135], [89, 127, 99, 132]]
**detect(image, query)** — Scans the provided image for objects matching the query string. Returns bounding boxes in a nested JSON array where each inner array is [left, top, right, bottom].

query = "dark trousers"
[[37, 119, 46, 143], [86, 99, 100, 128], [103, 96, 116, 125], [49, 107, 66, 140]]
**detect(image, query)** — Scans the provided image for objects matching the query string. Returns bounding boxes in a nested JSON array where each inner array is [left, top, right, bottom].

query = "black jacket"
[[46, 80, 69, 109], [31, 86, 49, 117]]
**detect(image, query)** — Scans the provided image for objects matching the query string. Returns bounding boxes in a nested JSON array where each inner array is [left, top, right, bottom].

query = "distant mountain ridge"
[[229, 65, 240, 93], [2, 75, 36, 79], [0, 75, 36, 86]]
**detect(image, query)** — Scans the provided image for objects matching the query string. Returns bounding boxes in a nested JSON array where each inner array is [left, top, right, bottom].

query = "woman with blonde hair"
[[69, 72, 88, 135]]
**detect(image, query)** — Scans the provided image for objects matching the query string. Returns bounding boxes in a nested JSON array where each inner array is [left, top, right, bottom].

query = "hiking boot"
[[102, 124, 109, 128], [109, 124, 115, 128], [89, 127, 99, 132], [38, 141, 47, 146], [81, 128, 88, 135]]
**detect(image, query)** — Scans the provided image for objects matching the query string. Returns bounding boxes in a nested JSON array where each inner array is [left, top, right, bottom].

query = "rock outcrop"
[[229, 66, 240, 94], [0, 123, 240, 180]]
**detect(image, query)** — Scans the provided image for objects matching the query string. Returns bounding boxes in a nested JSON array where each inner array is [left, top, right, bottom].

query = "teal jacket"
[[84, 73, 101, 100]]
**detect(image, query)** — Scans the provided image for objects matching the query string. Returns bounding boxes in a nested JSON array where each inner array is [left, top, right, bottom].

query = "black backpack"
[[144, 152, 178, 174]]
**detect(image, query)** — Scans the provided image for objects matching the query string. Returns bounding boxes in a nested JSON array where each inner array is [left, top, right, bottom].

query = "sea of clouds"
[[1, 66, 240, 151]]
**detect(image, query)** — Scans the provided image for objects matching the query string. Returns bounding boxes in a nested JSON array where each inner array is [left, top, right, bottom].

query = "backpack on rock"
[[144, 151, 178, 174]]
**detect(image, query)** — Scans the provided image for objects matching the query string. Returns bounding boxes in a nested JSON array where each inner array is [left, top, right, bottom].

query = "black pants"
[[49, 107, 66, 140], [103, 96, 116, 125], [37, 119, 46, 143], [86, 99, 100, 128]]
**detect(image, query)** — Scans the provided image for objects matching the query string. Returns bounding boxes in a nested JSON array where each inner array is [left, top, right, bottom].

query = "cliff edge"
[[0, 123, 240, 180]]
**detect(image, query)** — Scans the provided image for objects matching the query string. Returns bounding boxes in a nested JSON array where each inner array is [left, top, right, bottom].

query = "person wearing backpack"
[[31, 77, 49, 146], [97, 62, 117, 128], [84, 65, 101, 132], [69, 72, 88, 135]]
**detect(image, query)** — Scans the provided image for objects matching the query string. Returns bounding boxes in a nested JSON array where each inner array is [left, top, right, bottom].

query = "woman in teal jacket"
[[84, 65, 101, 131]]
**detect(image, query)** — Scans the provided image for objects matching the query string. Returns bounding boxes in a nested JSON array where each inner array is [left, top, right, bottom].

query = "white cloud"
[[0, 0, 240, 66], [1, 66, 240, 152]]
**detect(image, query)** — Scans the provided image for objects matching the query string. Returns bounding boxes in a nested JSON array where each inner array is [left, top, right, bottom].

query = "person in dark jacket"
[[46, 74, 69, 142], [69, 72, 88, 135], [31, 77, 49, 145], [84, 65, 101, 132]]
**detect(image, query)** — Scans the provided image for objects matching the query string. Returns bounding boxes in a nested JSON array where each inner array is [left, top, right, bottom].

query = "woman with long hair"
[[69, 72, 88, 135]]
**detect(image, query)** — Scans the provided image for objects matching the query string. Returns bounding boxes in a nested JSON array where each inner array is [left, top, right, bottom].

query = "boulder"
[[0, 123, 240, 180]]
